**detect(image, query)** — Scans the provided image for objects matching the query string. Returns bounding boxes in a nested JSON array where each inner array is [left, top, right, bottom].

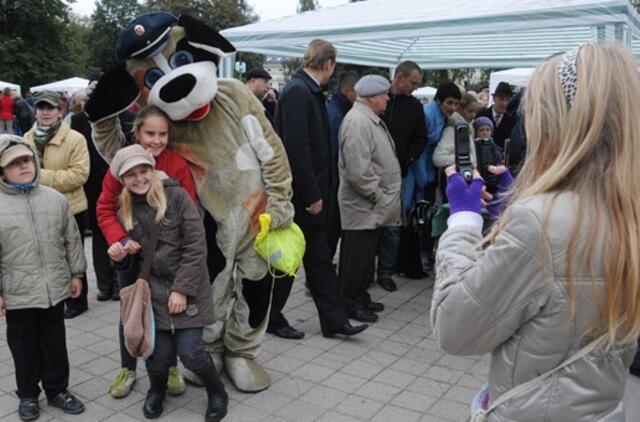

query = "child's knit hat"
[[110, 144, 155, 181], [473, 116, 494, 133]]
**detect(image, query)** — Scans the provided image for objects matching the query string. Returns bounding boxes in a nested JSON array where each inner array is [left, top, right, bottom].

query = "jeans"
[[146, 328, 210, 374], [376, 226, 401, 280]]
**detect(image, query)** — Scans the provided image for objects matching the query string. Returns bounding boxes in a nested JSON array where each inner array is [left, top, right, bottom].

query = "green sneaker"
[[108, 368, 136, 398], [167, 366, 186, 396]]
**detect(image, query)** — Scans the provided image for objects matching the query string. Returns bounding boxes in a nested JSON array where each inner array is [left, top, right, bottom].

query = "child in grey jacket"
[[0, 134, 86, 421]]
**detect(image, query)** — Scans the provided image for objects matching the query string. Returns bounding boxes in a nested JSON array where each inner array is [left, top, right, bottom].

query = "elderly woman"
[[24, 91, 90, 319]]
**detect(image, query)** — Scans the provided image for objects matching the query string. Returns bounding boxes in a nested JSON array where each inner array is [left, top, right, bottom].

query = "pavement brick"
[[370, 404, 422, 422], [321, 371, 368, 394], [335, 395, 385, 420], [300, 384, 348, 409]]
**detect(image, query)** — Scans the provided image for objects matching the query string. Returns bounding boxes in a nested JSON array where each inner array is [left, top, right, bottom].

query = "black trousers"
[[92, 225, 117, 294], [6, 302, 69, 399], [339, 229, 383, 312], [66, 211, 88, 310], [269, 222, 347, 334]]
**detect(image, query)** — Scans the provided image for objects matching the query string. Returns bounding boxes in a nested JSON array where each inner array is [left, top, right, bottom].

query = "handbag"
[[471, 333, 608, 422], [119, 224, 160, 358]]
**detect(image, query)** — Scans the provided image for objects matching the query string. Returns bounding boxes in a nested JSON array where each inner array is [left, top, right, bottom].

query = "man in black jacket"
[[476, 81, 516, 149], [377, 61, 428, 291], [269, 39, 367, 339]]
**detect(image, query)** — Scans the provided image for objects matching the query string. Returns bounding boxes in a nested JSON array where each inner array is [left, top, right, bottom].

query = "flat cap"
[[116, 12, 178, 61], [34, 91, 61, 108], [0, 143, 34, 168], [492, 81, 514, 98], [246, 68, 272, 81], [110, 144, 156, 182], [355, 74, 390, 97]]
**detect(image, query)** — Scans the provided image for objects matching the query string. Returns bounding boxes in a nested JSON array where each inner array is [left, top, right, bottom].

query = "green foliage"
[[297, 0, 318, 13], [86, 0, 143, 75], [0, 0, 74, 89], [144, 0, 257, 31]]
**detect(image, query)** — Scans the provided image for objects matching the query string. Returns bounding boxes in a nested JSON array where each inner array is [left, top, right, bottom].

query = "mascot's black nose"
[[159, 74, 196, 103]]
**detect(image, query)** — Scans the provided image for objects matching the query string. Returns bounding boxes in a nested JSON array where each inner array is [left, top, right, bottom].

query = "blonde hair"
[[302, 39, 336, 70], [489, 43, 640, 344], [119, 167, 167, 231], [132, 105, 171, 143]]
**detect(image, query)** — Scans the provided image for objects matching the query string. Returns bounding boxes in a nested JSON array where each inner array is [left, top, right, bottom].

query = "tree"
[[297, 0, 318, 13], [144, 0, 257, 31], [0, 0, 75, 89], [86, 0, 143, 75]]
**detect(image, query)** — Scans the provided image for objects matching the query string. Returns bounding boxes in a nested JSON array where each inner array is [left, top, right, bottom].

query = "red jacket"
[[97, 147, 198, 245], [0, 94, 14, 121]]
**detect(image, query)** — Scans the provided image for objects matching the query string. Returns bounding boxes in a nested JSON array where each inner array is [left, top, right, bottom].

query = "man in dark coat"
[[476, 81, 517, 149], [269, 39, 367, 339], [13, 95, 35, 135], [377, 61, 428, 291]]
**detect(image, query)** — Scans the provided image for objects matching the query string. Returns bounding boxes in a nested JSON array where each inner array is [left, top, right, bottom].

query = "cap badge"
[[134, 24, 145, 36]]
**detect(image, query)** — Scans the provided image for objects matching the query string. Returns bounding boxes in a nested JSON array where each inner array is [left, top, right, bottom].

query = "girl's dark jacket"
[[120, 177, 214, 331]]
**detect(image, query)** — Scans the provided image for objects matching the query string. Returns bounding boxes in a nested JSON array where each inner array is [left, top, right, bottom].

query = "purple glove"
[[486, 169, 514, 219], [446, 173, 484, 215]]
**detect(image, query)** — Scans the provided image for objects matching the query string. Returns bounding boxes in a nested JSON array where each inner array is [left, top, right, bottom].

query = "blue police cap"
[[116, 12, 178, 61]]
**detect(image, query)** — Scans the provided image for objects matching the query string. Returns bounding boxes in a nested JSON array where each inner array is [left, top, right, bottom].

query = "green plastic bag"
[[254, 213, 306, 277]]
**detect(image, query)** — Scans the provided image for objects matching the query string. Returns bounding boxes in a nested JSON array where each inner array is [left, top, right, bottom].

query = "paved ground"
[[0, 237, 638, 421]]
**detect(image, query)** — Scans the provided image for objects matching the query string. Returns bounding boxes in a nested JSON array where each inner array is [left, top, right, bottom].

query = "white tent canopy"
[[489, 68, 535, 95], [0, 81, 21, 96], [412, 86, 437, 100], [221, 0, 640, 71], [31, 77, 89, 96]]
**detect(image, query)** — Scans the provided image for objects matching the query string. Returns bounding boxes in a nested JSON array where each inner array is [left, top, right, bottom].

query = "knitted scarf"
[[8, 182, 35, 193], [33, 119, 61, 161]]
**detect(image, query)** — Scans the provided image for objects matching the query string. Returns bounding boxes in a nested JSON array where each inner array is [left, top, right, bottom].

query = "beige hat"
[[0, 144, 34, 168], [110, 144, 155, 181]]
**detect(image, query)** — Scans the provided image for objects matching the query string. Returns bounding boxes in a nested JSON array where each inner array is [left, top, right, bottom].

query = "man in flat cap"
[[476, 81, 516, 149], [245, 68, 277, 122], [337, 74, 402, 323]]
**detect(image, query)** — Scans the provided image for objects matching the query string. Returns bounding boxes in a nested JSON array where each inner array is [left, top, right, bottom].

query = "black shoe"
[[111, 290, 120, 301], [267, 325, 305, 340], [377, 277, 397, 292], [97, 290, 112, 301], [64, 305, 87, 319], [195, 361, 228, 422], [348, 308, 379, 323], [323, 321, 369, 338], [18, 398, 39, 421], [143, 372, 167, 419], [403, 270, 429, 279], [47, 391, 84, 415], [364, 301, 385, 313]]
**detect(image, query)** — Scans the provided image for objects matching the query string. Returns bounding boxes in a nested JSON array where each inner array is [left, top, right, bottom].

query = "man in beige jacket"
[[337, 75, 402, 323]]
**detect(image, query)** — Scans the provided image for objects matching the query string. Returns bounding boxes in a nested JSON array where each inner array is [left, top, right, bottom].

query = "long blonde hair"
[[119, 166, 168, 231], [489, 43, 640, 344]]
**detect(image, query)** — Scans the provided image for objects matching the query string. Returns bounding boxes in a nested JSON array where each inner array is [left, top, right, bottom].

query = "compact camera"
[[454, 123, 473, 182], [475, 137, 499, 194]]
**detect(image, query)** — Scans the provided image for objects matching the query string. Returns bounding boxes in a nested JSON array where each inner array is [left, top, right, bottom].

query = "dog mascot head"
[[85, 12, 235, 123]]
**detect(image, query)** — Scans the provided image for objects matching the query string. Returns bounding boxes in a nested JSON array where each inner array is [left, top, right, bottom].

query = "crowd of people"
[[1, 29, 640, 422]]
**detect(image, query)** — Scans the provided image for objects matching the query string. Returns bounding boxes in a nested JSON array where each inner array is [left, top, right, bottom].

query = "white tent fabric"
[[221, 0, 640, 70], [31, 77, 89, 96], [412, 86, 437, 100], [0, 81, 21, 96], [489, 68, 535, 95]]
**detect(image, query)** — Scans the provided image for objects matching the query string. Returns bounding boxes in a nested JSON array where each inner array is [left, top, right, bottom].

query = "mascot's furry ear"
[[179, 15, 236, 59], [85, 63, 140, 123]]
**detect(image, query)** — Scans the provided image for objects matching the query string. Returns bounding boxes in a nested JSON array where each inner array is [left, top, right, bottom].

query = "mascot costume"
[[85, 12, 294, 393]]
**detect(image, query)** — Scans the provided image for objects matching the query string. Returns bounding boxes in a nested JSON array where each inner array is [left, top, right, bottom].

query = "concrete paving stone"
[[387, 310, 421, 323], [317, 410, 363, 422], [355, 380, 401, 403], [412, 313, 431, 327], [300, 384, 348, 409], [321, 371, 368, 394], [335, 395, 385, 420], [262, 336, 303, 355], [277, 399, 326, 422], [375, 339, 414, 357], [457, 372, 487, 391], [341, 360, 384, 380], [290, 362, 335, 383], [67, 332, 104, 348], [370, 404, 422, 422], [301, 334, 343, 351], [73, 375, 114, 401], [311, 351, 354, 370], [91, 324, 119, 339], [361, 350, 399, 367], [404, 346, 445, 365], [269, 375, 315, 398], [390, 358, 431, 376], [0, 374, 16, 394], [67, 348, 101, 366], [263, 354, 306, 374], [67, 368, 97, 388], [401, 322, 432, 338], [154, 407, 205, 422], [406, 376, 451, 399], [391, 390, 437, 413], [57, 400, 117, 422], [219, 402, 266, 422], [388, 332, 427, 347], [437, 354, 478, 372], [348, 333, 385, 349], [330, 341, 370, 359], [0, 362, 14, 378], [361, 325, 394, 339], [0, 393, 19, 417], [429, 398, 470, 421], [374, 317, 407, 331], [95, 389, 146, 411], [422, 365, 464, 385], [446, 385, 479, 405], [373, 368, 417, 389], [85, 339, 120, 356], [78, 356, 121, 376], [282, 344, 325, 362], [244, 389, 293, 414]]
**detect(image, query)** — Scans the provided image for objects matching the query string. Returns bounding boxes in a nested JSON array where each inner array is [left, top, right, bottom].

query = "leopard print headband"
[[558, 47, 580, 105]]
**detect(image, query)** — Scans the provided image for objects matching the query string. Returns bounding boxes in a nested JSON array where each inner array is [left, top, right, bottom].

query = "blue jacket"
[[326, 91, 352, 162], [403, 101, 446, 211]]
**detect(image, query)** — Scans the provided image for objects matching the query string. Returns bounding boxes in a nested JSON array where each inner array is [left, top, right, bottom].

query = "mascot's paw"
[[182, 352, 225, 386], [225, 356, 271, 393]]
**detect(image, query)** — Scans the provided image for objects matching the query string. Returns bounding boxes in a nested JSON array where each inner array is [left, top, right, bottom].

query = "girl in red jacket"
[[99, 105, 196, 399]]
